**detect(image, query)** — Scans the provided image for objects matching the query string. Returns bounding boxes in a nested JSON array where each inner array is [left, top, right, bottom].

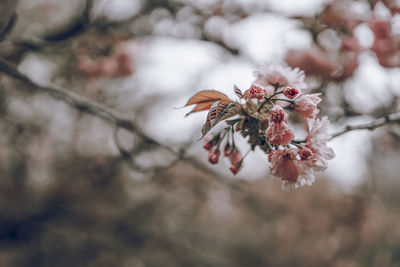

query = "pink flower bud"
[[270, 105, 286, 124], [208, 148, 220, 164], [203, 134, 219, 151], [224, 143, 231, 157], [203, 142, 212, 151], [229, 148, 243, 175], [266, 122, 294, 146], [248, 84, 267, 99], [283, 87, 299, 99], [295, 94, 322, 119], [229, 163, 242, 175], [229, 148, 242, 165]]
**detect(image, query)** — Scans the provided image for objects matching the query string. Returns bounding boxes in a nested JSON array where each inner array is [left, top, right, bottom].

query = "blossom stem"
[[270, 98, 295, 105], [264, 138, 274, 150], [257, 96, 274, 112], [269, 91, 283, 99]]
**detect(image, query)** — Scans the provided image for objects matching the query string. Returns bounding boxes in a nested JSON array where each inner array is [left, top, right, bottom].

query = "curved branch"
[[330, 113, 400, 139], [0, 56, 224, 180]]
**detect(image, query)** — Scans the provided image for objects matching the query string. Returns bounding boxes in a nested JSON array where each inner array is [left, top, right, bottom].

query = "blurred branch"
[[330, 113, 400, 139], [44, 0, 93, 42], [0, 57, 231, 183], [0, 13, 17, 41], [294, 113, 400, 144], [0, 0, 18, 40]]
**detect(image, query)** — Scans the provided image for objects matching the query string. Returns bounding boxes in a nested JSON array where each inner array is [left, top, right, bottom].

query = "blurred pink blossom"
[[295, 94, 322, 119], [370, 18, 400, 68], [254, 64, 306, 96]]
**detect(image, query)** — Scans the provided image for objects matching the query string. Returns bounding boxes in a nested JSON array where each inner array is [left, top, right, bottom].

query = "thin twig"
[[0, 56, 223, 179], [293, 114, 400, 144], [329, 114, 400, 139]]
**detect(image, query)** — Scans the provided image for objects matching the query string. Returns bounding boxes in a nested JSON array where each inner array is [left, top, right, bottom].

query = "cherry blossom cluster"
[[286, 0, 400, 81], [188, 64, 335, 190]]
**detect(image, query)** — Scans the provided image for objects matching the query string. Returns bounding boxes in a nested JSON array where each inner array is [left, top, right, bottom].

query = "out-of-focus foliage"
[[0, 0, 400, 266]]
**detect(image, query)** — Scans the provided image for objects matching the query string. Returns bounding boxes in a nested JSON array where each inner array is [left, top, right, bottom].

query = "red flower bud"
[[224, 143, 231, 157], [283, 87, 299, 99], [208, 148, 220, 164], [229, 162, 242, 175], [203, 142, 212, 151], [203, 134, 220, 151], [248, 84, 267, 99]]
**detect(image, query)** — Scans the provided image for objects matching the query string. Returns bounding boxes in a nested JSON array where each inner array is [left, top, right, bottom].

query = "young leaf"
[[201, 100, 242, 137], [185, 102, 212, 116], [233, 85, 243, 99], [184, 90, 230, 116]]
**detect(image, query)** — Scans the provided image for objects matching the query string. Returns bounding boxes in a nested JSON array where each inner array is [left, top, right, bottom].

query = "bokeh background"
[[0, 0, 400, 266]]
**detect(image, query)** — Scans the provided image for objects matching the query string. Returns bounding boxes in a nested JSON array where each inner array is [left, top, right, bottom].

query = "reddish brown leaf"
[[185, 90, 230, 116], [185, 101, 213, 117], [185, 90, 229, 106], [201, 100, 242, 137]]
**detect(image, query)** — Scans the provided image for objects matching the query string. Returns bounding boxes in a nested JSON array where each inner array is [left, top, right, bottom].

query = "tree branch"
[[292, 113, 400, 144], [330, 113, 400, 139], [0, 56, 225, 181]]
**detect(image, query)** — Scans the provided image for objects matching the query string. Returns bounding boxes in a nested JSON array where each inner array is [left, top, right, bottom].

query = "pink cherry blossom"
[[286, 46, 337, 80], [266, 122, 294, 146], [295, 94, 322, 119], [321, 0, 367, 33], [370, 18, 400, 68], [306, 116, 335, 172], [270, 105, 286, 124], [268, 148, 317, 190], [269, 148, 301, 183], [286, 37, 361, 82], [254, 64, 306, 96]]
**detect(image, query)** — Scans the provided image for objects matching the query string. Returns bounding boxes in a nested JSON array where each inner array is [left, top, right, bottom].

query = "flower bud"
[[283, 87, 299, 99], [229, 148, 243, 175], [229, 148, 242, 165], [248, 84, 267, 99], [270, 105, 286, 124], [224, 143, 231, 157], [203, 134, 220, 151], [229, 163, 242, 175], [208, 148, 220, 164]]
